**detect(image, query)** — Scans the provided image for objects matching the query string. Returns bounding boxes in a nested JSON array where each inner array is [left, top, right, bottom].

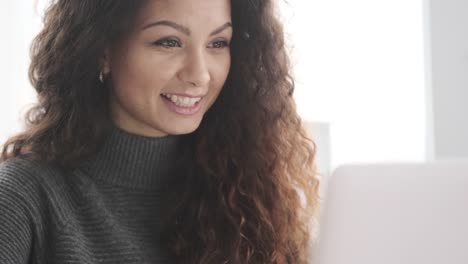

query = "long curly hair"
[[1, 0, 320, 263]]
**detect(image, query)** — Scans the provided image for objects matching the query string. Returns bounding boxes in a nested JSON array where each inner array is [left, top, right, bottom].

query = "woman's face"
[[105, 0, 232, 137]]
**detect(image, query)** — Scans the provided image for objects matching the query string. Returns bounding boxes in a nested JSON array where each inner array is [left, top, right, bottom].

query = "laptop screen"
[[311, 160, 468, 264]]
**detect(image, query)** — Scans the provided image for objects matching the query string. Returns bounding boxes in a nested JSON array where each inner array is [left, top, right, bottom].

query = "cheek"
[[110, 53, 174, 101], [212, 56, 231, 90], [205, 57, 230, 109]]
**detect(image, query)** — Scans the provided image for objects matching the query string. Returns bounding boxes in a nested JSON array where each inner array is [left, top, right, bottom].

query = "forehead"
[[138, 0, 232, 27]]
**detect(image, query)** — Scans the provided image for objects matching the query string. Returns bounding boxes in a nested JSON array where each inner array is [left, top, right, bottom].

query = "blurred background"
[[1, 0, 466, 177]]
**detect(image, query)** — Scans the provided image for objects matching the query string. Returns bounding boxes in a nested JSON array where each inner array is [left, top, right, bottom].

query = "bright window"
[[280, 0, 427, 170]]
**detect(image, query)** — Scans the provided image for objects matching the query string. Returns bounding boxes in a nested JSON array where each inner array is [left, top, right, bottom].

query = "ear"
[[100, 48, 111, 74]]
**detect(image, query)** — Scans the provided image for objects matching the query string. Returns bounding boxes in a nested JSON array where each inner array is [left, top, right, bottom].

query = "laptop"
[[310, 160, 468, 264]]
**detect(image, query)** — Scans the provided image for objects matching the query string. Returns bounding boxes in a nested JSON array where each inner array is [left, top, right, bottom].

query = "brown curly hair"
[[1, 0, 320, 263]]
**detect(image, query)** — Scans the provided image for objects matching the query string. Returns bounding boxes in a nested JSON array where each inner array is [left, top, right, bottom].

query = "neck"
[[79, 124, 189, 190]]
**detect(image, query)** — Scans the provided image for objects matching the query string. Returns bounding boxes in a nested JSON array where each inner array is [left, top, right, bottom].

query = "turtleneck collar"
[[79, 124, 187, 190]]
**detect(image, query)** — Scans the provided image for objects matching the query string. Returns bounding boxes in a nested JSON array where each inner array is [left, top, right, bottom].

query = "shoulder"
[[0, 156, 55, 264], [0, 156, 54, 213], [0, 155, 42, 200], [0, 155, 62, 197], [0, 155, 78, 225], [0, 157, 38, 259]]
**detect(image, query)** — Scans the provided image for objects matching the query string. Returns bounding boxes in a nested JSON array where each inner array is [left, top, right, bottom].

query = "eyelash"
[[153, 38, 230, 49]]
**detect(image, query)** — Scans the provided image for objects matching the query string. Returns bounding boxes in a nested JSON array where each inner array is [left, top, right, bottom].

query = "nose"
[[177, 49, 211, 88]]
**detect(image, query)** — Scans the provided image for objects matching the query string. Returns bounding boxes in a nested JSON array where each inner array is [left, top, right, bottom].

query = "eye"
[[209, 40, 230, 49], [153, 38, 182, 48]]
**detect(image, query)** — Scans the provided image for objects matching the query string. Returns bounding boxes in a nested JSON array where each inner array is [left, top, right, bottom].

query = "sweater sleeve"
[[0, 167, 33, 264]]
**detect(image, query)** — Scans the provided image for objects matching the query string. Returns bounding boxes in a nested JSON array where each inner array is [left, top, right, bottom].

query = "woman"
[[0, 0, 319, 263]]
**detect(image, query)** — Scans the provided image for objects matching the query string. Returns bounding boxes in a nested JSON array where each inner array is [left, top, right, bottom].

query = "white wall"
[[0, 2, 41, 144], [305, 122, 331, 177], [425, 0, 468, 160]]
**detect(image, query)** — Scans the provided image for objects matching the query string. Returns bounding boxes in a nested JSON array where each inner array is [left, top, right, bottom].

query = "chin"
[[164, 122, 201, 135]]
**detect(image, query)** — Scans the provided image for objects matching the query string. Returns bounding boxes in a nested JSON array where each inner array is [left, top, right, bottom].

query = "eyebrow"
[[142, 20, 232, 36]]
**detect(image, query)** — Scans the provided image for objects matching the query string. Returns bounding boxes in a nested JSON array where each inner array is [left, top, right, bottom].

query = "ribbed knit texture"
[[0, 125, 187, 264]]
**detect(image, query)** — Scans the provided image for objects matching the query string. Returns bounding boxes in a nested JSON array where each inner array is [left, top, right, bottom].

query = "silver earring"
[[99, 71, 105, 83]]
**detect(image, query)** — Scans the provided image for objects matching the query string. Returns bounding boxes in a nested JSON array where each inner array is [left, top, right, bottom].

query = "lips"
[[161, 93, 203, 115], [160, 92, 206, 98], [161, 93, 203, 107]]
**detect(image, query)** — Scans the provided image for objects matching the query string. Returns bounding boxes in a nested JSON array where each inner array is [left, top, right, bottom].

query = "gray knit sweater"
[[0, 125, 187, 263]]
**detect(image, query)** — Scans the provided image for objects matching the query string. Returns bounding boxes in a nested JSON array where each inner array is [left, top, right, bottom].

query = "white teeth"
[[162, 93, 201, 107]]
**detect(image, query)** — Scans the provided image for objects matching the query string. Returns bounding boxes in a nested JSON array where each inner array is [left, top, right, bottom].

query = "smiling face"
[[104, 0, 232, 137]]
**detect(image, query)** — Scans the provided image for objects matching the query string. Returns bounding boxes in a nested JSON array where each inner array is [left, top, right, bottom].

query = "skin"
[[103, 0, 232, 137]]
